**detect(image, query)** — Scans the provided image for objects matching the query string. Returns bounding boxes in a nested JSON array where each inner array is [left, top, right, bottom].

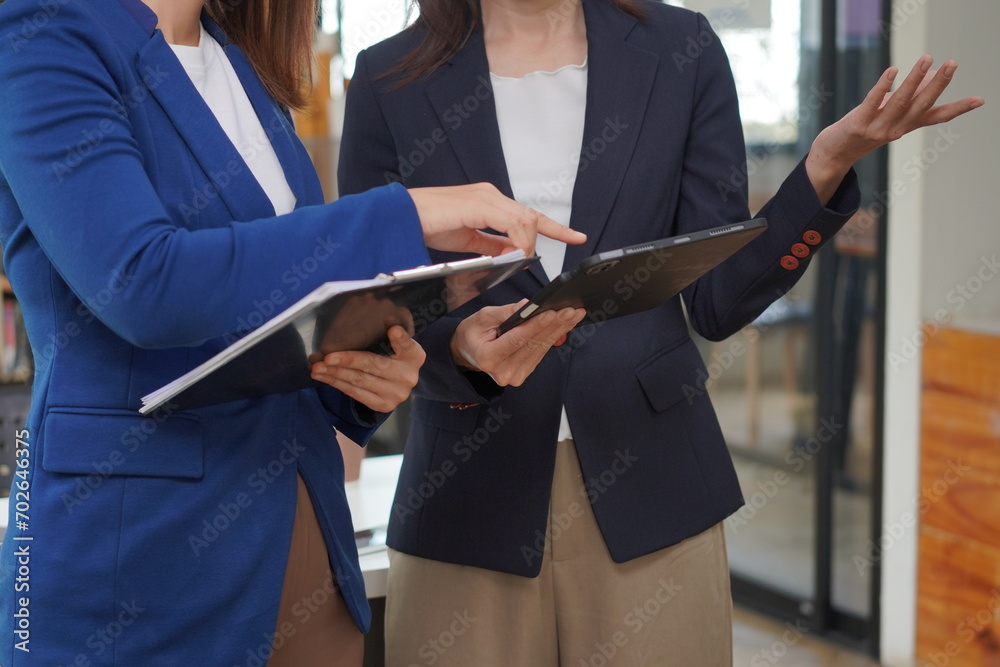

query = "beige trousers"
[[385, 440, 733, 667], [267, 475, 364, 667]]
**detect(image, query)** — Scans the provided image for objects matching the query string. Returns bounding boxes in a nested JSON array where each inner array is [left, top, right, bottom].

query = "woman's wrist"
[[450, 329, 478, 372], [805, 134, 856, 206]]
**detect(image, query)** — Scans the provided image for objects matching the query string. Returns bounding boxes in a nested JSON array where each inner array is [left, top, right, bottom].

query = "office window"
[[322, 0, 417, 79]]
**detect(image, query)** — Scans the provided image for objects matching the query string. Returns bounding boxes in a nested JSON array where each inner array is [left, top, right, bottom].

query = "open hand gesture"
[[807, 56, 984, 202]]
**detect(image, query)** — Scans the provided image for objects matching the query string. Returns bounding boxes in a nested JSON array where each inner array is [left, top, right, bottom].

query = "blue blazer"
[[0, 0, 429, 663], [340, 0, 860, 576]]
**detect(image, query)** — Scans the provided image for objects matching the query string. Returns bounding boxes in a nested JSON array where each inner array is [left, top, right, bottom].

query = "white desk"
[[346, 454, 402, 599], [0, 457, 402, 600]]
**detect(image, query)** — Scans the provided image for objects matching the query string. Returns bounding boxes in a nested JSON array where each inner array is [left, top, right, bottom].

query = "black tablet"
[[497, 218, 768, 335]]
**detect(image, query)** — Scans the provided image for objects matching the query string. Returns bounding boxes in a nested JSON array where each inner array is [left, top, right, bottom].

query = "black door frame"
[[729, 0, 890, 659]]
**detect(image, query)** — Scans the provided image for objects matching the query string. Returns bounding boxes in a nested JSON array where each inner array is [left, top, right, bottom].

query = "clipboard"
[[497, 219, 768, 335], [141, 252, 537, 414]]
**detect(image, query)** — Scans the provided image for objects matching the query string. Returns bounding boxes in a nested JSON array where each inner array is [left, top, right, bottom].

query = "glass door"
[[669, 0, 887, 655]]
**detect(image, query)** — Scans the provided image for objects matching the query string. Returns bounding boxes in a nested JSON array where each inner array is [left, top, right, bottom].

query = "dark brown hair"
[[205, 0, 319, 110], [386, 0, 646, 88]]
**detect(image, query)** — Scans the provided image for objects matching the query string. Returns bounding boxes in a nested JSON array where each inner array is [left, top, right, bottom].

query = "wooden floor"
[[733, 607, 882, 666]]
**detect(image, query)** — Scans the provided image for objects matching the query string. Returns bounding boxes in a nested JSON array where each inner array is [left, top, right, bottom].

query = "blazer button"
[[780, 255, 800, 270], [803, 230, 822, 245], [791, 243, 810, 258]]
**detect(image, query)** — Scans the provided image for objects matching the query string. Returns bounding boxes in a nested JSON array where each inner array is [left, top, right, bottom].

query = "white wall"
[[918, 2, 1000, 333], [881, 1, 1000, 664]]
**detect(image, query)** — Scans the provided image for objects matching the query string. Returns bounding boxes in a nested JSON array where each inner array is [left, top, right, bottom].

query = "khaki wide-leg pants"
[[385, 440, 733, 667], [267, 475, 364, 667]]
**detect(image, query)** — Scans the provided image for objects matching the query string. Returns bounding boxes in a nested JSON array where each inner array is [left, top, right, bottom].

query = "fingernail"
[[560, 309, 576, 321], [920, 57, 932, 73], [314, 365, 328, 375], [971, 98, 985, 109], [943, 61, 957, 78], [887, 67, 898, 82]]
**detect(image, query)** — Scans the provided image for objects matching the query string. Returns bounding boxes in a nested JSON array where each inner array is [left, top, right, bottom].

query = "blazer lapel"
[[204, 20, 323, 209], [136, 32, 275, 222], [562, 0, 660, 271], [425, 30, 549, 286], [425, 27, 512, 197]]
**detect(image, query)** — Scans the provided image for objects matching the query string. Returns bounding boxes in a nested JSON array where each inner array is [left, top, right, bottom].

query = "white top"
[[491, 61, 588, 442], [170, 25, 297, 216]]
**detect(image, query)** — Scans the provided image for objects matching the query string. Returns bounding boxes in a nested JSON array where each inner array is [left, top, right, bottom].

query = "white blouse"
[[491, 60, 588, 442], [170, 25, 297, 216]]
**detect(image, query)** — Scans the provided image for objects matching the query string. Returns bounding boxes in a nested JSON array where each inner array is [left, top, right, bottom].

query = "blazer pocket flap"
[[636, 339, 701, 414], [411, 399, 482, 434], [42, 408, 204, 479]]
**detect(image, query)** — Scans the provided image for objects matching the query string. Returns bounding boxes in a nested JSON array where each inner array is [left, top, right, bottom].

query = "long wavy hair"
[[385, 0, 646, 87], [205, 0, 318, 110]]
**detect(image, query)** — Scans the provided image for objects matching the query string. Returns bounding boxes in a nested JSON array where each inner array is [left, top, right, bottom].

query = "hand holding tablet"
[[497, 219, 769, 335]]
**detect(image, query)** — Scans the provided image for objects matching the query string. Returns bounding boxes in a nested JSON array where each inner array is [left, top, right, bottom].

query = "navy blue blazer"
[[0, 0, 430, 663], [341, 0, 859, 577]]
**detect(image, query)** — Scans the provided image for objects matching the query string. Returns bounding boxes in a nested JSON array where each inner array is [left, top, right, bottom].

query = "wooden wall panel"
[[917, 327, 1000, 667], [921, 390, 1000, 544], [916, 529, 1000, 666], [922, 327, 1000, 402]]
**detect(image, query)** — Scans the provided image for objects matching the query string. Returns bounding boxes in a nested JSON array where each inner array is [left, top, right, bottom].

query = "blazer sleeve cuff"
[[318, 386, 389, 446], [775, 155, 861, 231], [413, 316, 505, 405]]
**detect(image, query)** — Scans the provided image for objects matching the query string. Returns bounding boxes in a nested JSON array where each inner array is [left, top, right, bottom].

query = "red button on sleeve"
[[780, 255, 800, 270], [791, 243, 810, 258], [803, 230, 822, 245]]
